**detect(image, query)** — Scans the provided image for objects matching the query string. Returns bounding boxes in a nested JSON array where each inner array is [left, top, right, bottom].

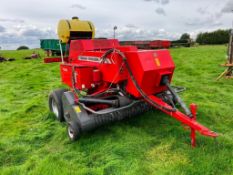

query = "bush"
[[17, 46, 29, 50]]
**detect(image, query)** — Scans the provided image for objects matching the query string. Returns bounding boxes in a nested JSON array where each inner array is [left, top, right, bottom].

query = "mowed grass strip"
[[0, 46, 232, 175]]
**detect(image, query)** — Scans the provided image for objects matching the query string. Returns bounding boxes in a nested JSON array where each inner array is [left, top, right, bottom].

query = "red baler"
[[48, 18, 218, 147]]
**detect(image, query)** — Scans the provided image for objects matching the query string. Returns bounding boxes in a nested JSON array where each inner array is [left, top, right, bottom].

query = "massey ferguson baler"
[[48, 17, 218, 147]]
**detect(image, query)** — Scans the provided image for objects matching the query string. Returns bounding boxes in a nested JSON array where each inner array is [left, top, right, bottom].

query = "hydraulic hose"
[[162, 76, 192, 117], [100, 49, 177, 112]]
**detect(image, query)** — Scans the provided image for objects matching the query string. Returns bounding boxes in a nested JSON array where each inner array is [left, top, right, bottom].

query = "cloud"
[[221, 0, 233, 13], [185, 15, 222, 27], [187, 6, 224, 28], [21, 28, 53, 38], [0, 0, 231, 50], [125, 24, 137, 28], [0, 25, 56, 50], [197, 7, 207, 15], [96, 26, 178, 41], [0, 18, 24, 23], [143, 0, 169, 5], [161, 0, 169, 5], [155, 8, 166, 15], [70, 4, 86, 10], [0, 33, 34, 50], [143, 0, 159, 2], [0, 25, 5, 33]]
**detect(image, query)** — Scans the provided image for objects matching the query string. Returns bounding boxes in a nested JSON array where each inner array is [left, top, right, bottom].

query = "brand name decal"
[[78, 56, 114, 64]]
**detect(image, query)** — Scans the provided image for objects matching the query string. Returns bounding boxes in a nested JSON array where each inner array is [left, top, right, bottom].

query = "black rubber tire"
[[48, 88, 67, 122], [67, 122, 81, 141]]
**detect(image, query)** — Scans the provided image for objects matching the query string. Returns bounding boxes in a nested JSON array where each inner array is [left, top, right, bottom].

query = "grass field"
[[0, 45, 232, 175]]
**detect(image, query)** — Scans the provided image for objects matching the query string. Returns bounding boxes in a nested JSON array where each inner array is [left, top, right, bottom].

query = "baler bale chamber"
[[48, 17, 218, 147]]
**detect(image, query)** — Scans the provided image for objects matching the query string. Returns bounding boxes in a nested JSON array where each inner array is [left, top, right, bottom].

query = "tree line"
[[196, 29, 231, 45], [180, 29, 231, 45]]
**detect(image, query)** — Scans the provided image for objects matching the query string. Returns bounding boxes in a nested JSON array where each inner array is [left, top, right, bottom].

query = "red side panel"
[[125, 50, 175, 97], [75, 67, 94, 89], [60, 64, 95, 90], [69, 39, 120, 61], [60, 64, 73, 87]]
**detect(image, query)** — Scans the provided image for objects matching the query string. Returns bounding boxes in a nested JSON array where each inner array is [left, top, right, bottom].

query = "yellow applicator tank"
[[57, 16, 95, 43]]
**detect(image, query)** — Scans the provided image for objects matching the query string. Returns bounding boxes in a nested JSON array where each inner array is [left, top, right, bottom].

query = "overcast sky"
[[0, 0, 233, 50]]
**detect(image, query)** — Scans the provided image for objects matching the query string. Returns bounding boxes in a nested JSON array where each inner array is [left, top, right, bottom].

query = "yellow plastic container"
[[57, 17, 95, 43]]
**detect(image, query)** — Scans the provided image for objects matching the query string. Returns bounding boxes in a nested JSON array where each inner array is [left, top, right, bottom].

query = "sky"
[[0, 0, 233, 50]]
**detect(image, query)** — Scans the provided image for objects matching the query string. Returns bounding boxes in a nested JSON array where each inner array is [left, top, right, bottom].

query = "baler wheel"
[[67, 122, 81, 141], [49, 88, 67, 122]]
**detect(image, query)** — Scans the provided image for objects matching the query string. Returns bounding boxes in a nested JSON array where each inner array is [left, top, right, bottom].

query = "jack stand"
[[190, 104, 197, 147]]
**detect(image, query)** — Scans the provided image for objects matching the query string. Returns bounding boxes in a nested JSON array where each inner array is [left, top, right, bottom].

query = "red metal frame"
[[148, 96, 217, 146], [120, 40, 171, 49], [44, 57, 68, 63]]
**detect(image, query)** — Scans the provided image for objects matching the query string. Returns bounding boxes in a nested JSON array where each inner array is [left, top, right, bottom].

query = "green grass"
[[0, 46, 232, 175]]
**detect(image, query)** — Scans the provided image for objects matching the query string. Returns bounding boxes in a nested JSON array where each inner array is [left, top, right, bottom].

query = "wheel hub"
[[51, 99, 59, 118], [68, 126, 74, 139]]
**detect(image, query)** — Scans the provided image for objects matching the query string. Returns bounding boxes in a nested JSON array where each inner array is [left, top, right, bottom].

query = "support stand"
[[190, 104, 197, 147]]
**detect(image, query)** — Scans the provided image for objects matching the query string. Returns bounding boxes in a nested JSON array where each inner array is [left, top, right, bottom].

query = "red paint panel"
[[124, 50, 175, 97], [60, 64, 73, 87], [75, 67, 94, 89]]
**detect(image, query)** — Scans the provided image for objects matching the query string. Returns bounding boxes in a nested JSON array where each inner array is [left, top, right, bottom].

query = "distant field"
[[0, 46, 232, 175]]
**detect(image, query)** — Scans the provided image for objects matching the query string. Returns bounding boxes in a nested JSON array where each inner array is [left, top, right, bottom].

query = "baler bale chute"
[[48, 17, 218, 147]]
